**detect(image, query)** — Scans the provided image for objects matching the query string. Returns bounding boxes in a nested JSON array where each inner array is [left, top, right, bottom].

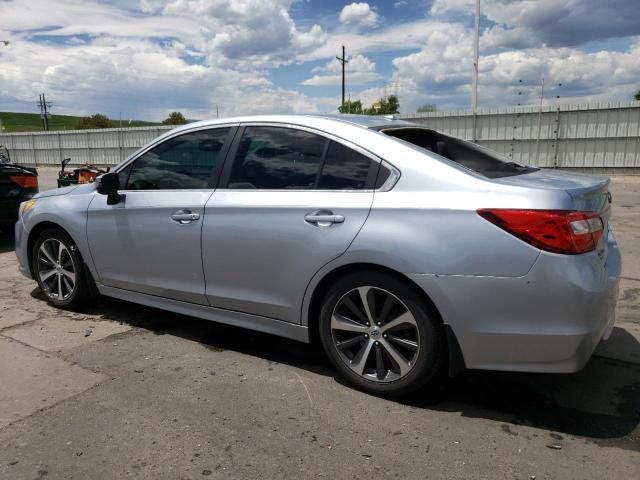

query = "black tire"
[[319, 270, 445, 397], [31, 228, 90, 310]]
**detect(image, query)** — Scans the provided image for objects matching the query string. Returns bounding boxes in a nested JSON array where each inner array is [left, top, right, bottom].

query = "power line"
[[336, 45, 349, 108]]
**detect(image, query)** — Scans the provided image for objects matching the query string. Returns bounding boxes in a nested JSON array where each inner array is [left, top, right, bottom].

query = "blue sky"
[[0, 0, 639, 121]]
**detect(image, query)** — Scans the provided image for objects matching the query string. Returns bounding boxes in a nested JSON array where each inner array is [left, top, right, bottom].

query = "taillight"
[[477, 209, 604, 255], [9, 175, 38, 189]]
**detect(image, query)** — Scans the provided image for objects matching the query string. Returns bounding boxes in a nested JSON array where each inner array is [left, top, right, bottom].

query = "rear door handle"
[[171, 209, 200, 224], [304, 211, 345, 226]]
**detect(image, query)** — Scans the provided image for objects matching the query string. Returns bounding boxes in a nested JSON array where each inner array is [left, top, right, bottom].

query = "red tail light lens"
[[477, 209, 604, 254], [9, 175, 38, 189]]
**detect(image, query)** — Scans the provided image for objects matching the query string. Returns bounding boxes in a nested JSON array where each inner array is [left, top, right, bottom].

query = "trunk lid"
[[493, 169, 612, 261]]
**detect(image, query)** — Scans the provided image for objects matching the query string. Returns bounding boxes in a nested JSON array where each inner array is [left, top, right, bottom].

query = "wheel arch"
[[304, 262, 466, 376]]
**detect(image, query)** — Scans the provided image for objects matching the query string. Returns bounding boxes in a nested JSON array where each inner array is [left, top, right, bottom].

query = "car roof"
[[170, 113, 416, 134]]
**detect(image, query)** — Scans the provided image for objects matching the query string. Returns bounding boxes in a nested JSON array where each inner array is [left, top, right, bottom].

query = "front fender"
[[21, 192, 98, 280]]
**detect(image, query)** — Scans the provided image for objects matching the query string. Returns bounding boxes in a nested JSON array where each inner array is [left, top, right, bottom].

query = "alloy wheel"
[[330, 286, 420, 383], [37, 239, 76, 301]]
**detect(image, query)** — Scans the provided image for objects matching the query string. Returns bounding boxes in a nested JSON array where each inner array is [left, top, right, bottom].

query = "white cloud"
[[0, 0, 639, 120], [339, 2, 379, 28], [0, 0, 333, 120], [390, 31, 640, 112], [394, 1, 408, 6], [430, 0, 640, 48]]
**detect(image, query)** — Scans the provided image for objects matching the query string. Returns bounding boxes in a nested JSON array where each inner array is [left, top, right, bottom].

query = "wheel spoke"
[[342, 295, 368, 324], [358, 287, 375, 324], [61, 269, 75, 283], [39, 268, 57, 282], [335, 335, 364, 351], [380, 338, 412, 376], [62, 276, 73, 296], [331, 313, 368, 333], [380, 311, 416, 333], [57, 273, 63, 299], [40, 243, 57, 266], [57, 241, 63, 264], [378, 294, 395, 323], [387, 335, 419, 352], [375, 343, 386, 380], [350, 339, 374, 375]]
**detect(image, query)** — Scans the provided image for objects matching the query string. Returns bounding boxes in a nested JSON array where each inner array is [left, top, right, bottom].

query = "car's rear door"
[[87, 127, 233, 305], [201, 124, 381, 323]]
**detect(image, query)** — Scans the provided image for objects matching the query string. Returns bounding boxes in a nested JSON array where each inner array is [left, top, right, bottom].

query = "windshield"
[[379, 127, 538, 179]]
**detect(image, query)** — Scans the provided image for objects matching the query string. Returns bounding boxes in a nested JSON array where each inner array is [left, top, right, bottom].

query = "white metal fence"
[[1, 101, 639, 169], [401, 101, 640, 169], [0, 125, 174, 166]]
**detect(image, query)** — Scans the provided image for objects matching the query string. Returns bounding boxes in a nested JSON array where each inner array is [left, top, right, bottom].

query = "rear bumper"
[[411, 231, 621, 373]]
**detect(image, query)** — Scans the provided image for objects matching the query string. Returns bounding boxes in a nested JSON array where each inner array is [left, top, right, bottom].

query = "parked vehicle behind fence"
[[14, 114, 621, 396]]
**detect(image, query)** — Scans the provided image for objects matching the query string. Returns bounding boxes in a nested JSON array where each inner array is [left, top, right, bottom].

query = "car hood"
[[34, 183, 96, 199]]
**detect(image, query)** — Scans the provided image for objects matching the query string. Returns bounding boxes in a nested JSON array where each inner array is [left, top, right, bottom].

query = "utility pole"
[[37, 93, 52, 131], [471, 0, 480, 142], [336, 45, 349, 108], [43, 93, 50, 131]]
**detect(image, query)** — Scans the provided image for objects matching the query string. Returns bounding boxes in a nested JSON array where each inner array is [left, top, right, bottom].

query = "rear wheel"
[[319, 271, 445, 397], [32, 229, 89, 310]]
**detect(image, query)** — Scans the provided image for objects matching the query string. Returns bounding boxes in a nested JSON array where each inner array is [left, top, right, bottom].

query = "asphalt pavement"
[[0, 168, 638, 479]]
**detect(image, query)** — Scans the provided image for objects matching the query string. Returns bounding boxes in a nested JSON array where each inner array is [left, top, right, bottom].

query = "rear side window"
[[229, 127, 326, 189], [381, 127, 538, 178], [318, 141, 374, 190], [127, 128, 229, 190]]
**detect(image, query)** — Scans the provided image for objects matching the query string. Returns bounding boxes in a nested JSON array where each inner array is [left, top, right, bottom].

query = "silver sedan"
[[15, 114, 621, 396]]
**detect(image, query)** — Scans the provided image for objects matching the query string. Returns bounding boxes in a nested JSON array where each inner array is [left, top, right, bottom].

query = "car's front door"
[[87, 127, 233, 305], [202, 125, 380, 323]]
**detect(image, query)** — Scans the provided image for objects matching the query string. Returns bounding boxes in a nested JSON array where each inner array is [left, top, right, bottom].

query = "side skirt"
[[97, 284, 311, 343]]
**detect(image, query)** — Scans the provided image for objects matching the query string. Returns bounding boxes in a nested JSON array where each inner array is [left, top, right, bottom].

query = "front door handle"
[[304, 211, 345, 227], [171, 210, 200, 224]]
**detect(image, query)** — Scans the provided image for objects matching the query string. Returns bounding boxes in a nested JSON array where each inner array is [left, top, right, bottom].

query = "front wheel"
[[32, 228, 89, 310], [319, 271, 445, 397]]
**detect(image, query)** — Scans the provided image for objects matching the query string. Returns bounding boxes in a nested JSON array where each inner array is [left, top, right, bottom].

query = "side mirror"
[[97, 172, 122, 205]]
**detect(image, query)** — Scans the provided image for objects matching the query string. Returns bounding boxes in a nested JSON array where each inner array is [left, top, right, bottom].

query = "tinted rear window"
[[318, 141, 373, 190], [381, 128, 538, 178]]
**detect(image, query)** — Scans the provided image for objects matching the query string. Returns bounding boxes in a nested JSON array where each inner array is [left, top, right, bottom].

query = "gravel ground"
[[0, 168, 638, 480]]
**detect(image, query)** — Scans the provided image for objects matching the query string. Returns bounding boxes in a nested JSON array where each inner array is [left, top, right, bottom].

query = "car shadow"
[[31, 289, 640, 450], [0, 230, 15, 254]]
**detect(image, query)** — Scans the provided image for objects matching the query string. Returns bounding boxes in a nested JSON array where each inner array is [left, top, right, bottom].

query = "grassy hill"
[[0, 112, 161, 133]]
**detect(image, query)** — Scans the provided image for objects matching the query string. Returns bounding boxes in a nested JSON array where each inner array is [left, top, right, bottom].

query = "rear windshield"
[[380, 127, 538, 178]]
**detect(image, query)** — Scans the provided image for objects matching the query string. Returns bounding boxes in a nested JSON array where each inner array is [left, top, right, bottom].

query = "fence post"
[[31, 133, 37, 167], [58, 132, 63, 166], [553, 106, 561, 168]]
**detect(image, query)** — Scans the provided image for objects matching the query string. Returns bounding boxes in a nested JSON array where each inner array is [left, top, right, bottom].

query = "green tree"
[[338, 100, 363, 114], [363, 95, 400, 115], [337, 95, 400, 116], [416, 103, 437, 113], [162, 111, 188, 125], [75, 113, 113, 129], [635, 89, 640, 101]]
